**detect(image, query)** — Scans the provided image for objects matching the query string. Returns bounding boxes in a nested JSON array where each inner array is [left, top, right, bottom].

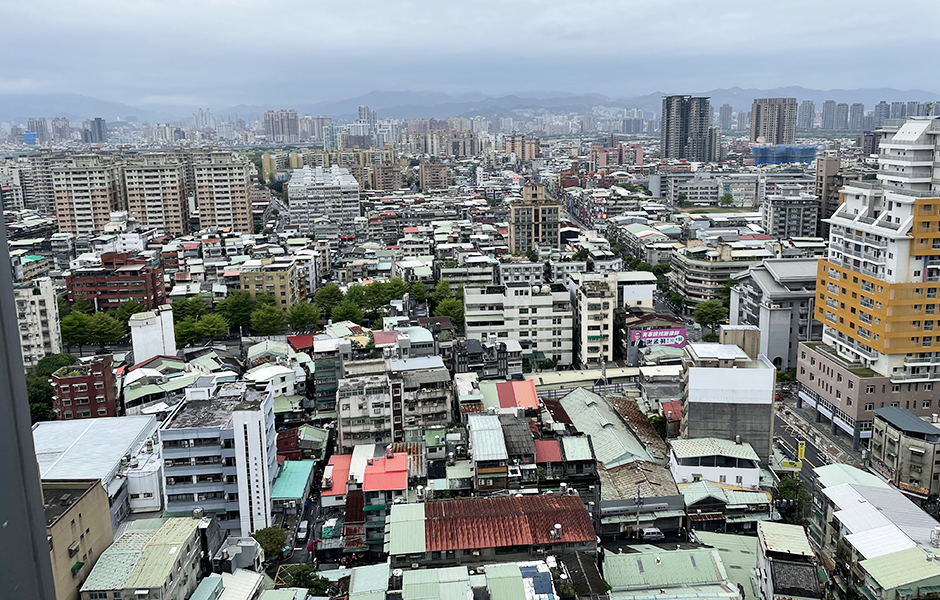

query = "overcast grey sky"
[[2, 0, 939, 107]]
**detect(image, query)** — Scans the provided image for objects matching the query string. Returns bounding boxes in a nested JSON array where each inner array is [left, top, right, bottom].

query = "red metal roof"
[[345, 489, 365, 524], [423, 495, 595, 552], [496, 380, 539, 410], [372, 331, 399, 347], [661, 400, 683, 422], [287, 335, 315, 352], [363, 452, 408, 492], [534, 439, 562, 464], [322, 454, 352, 497]]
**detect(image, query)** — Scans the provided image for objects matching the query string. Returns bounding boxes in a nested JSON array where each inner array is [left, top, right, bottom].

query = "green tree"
[[254, 293, 277, 307], [61, 311, 92, 352], [637, 262, 653, 272], [571, 248, 589, 262], [525, 249, 539, 262], [409, 281, 428, 301], [648, 414, 667, 440], [432, 279, 453, 305], [71, 296, 94, 315], [651, 263, 672, 278], [331, 301, 363, 324], [777, 475, 812, 525], [114, 300, 147, 330], [384, 278, 409, 303], [251, 527, 287, 559], [287, 302, 321, 331], [343, 283, 366, 307], [719, 193, 734, 206], [87, 313, 125, 347], [720, 279, 738, 309], [216, 291, 256, 328], [363, 281, 388, 313], [693, 299, 728, 333], [175, 317, 202, 347], [281, 563, 331, 596], [314, 284, 344, 314], [172, 297, 206, 322], [251, 304, 286, 335], [30, 400, 56, 423], [628, 256, 642, 270], [434, 297, 464, 328], [197, 313, 229, 341], [667, 291, 685, 309], [57, 295, 70, 318], [28, 372, 57, 423], [34, 353, 76, 377]]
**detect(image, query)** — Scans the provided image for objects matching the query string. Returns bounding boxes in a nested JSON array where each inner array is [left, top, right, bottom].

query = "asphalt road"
[[774, 414, 828, 485]]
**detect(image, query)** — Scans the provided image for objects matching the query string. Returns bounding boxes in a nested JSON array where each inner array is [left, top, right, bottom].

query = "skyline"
[[2, 0, 940, 110]]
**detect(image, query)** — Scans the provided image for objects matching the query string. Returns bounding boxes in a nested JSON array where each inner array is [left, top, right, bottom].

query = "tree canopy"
[[314, 284, 344, 314], [34, 353, 76, 377], [61, 311, 92, 350], [197, 313, 229, 340], [434, 297, 464, 328], [87, 313, 124, 347], [251, 527, 287, 559], [251, 304, 286, 336], [432, 279, 453, 305], [114, 300, 147, 330], [172, 297, 206, 322], [71, 296, 94, 315], [287, 302, 321, 331], [693, 299, 729, 332], [331, 301, 363, 324], [409, 281, 428, 301], [216, 291, 256, 326]]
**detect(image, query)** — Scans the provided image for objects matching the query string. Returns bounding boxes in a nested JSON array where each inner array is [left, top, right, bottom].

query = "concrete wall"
[[684, 402, 774, 465]]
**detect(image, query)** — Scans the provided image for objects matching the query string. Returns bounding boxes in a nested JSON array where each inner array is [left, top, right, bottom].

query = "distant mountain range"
[[2, 86, 939, 124]]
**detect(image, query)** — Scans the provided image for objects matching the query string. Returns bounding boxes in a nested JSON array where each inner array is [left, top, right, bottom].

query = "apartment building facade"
[[574, 272, 617, 368], [869, 406, 940, 501], [124, 153, 190, 237], [193, 151, 253, 232], [52, 355, 117, 420], [750, 97, 798, 145], [670, 243, 774, 305], [761, 183, 819, 239], [508, 183, 561, 253], [798, 116, 940, 450], [730, 259, 821, 369], [66, 252, 166, 310], [160, 381, 277, 536], [418, 162, 449, 190], [14, 277, 62, 370], [815, 156, 863, 238], [287, 165, 361, 239], [464, 283, 574, 367], [661, 95, 712, 162], [371, 163, 401, 191], [238, 258, 300, 309], [53, 154, 126, 235]]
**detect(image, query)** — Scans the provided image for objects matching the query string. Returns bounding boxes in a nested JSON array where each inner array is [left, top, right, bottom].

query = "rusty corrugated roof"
[[423, 495, 595, 552]]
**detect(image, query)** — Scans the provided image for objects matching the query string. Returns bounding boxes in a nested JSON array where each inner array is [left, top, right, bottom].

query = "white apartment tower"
[[52, 154, 126, 235], [14, 277, 62, 370], [160, 381, 277, 536], [464, 283, 575, 367], [287, 165, 361, 239], [129, 305, 176, 365], [573, 272, 618, 368]]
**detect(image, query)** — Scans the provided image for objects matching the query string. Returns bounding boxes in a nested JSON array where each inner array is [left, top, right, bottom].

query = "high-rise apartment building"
[[371, 163, 401, 191], [719, 104, 733, 131], [821, 100, 837, 130], [192, 151, 253, 232], [52, 154, 125, 235], [287, 165, 360, 239], [874, 101, 891, 128], [573, 272, 617, 368], [418, 162, 449, 190], [890, 101, 907, 120], [798, 116, 940, 450], [508, 183, 560, 253], [834, 103, 849, 130], [81, 118, 107, 144], [737, 110, 750, 131], [504, 134, 540, 162], [123, 154, 190, 237], [661, 95, 712, 161], [849, 103, 865, 130], [50, 117, 70, 142], [798, 100, 815, 130], [14, 277, 61, 371], [28, 118, 49, 145], [26, 151, 68, 215], [761, 183, 819, 239], [815, 156, 862, 238], [263, 109, 299, 144], [750, 98, 797, 145]]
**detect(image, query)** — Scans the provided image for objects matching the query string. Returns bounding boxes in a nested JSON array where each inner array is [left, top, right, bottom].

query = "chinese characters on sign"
[[630, 327, 687, 348]]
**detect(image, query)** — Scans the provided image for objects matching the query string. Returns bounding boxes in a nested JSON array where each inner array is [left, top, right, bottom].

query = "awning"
[[919, 586, 940, 594], [71, 561, 84, 572], [651, 510, 686, 519], [911, 447, 926, 455], [689, 512, 725, 522]]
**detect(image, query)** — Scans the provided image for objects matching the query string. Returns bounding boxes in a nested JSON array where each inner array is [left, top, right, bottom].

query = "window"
[[925, 400, 933, 409], [864, 403, 873, 411], [866, 385, 875, 394], [892, 384, 901, 392], [926, 383, 934, 392]]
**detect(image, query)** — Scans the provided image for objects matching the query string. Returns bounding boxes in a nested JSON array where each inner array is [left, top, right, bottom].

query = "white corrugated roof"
[[670, 437, 760, 461], [845, 525, 916, 560]]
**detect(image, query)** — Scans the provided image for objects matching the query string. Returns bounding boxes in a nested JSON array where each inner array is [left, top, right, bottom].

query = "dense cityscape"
[[4, 4, 940, 600]]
